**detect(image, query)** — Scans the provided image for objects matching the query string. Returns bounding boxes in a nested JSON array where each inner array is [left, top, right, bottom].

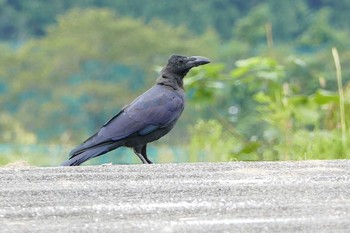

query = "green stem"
[[332, 47, 346, 147]]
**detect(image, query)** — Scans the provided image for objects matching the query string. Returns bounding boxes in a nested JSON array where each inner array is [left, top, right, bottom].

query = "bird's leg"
[[141, 144, 153, 164], [133, 145, 153, 164]]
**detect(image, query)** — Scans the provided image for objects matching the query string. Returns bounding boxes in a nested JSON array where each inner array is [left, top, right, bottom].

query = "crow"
[[61, 55, 210, 166]]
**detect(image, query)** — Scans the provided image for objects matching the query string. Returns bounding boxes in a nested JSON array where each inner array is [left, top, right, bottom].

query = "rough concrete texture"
[[1, 160, 350, 232]]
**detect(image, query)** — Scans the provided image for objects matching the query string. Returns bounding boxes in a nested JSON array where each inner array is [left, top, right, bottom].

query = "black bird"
[[61, 55, 210, 166]]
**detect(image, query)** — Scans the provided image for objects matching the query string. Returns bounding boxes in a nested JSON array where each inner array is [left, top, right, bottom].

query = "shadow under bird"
[[61, 55, 210, 166]]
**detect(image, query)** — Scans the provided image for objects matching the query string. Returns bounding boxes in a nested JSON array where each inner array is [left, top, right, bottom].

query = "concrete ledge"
[[1, 160, 350, 232]]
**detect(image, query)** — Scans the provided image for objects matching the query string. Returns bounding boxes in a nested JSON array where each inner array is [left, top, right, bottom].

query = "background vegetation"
[[1, 0, 350, 166]]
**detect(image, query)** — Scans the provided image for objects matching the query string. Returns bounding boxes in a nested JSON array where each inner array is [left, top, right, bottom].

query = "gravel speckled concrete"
[[1, 160, 350, 232]]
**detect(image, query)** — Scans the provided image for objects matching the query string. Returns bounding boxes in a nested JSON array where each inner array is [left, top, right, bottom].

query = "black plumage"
[[61, 55, 210, 166]]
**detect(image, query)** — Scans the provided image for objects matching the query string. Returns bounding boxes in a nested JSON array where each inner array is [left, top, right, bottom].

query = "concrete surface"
[[1, 160, 350, 233]]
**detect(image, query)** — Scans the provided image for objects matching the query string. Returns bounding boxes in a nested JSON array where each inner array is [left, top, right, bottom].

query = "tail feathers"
[[61, 145, 110, 166]]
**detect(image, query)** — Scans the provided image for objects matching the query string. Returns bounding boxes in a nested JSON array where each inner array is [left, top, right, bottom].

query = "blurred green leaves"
[[312, 89, 339, 105], [188, 119, 235, 162], [187, 53, 350, 161], [0, 112, 37, 144], [185, 64, 226, 104], [0, 8, 220, 143], [2, 3, 350, 165]]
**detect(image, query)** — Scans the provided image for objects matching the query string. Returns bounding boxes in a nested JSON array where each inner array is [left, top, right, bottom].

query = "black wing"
[[69, 85, 184, 156]]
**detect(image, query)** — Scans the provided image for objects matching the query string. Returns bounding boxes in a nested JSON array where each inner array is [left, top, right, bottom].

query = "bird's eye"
[[178, 59, 184, 64]]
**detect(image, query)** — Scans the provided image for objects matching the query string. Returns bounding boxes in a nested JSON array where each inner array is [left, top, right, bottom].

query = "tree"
[[0, 8, 220, 143]]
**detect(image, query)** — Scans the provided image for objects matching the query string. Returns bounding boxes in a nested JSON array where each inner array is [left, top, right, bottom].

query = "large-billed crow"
[[61, 55, 210, 166]]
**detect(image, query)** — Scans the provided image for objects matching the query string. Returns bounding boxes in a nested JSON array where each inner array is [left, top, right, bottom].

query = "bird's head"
[[165, 55, 210, 77], [158, 55, 210, 90]]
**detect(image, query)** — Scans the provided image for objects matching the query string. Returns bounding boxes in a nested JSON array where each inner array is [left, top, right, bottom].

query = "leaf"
[[254, 91, 271, 103], [234, 141, 261, 154], [230, 66, 249, 78], [201, 63, 225, 78], [288, 95, 309, 105], [311, 89, 339, 105]]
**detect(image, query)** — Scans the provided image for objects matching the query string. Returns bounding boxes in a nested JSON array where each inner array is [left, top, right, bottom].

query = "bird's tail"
[[61, 145, 110, 166]]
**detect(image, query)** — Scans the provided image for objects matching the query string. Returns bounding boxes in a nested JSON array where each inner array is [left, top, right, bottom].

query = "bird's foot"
[[100, 163, 113, 166]]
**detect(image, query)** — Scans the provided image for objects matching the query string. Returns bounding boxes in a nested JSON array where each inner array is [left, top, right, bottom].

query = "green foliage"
[[0, 8, 220, 143], [2, 2, 350, 165], [276, 130, 350, 160], [233, 4, 270, 44], [185, 63, 226, 105], [297, 8, 348, 48], [185, 52, 350, 162], [228, 55, 350, 160], [188, 119, 236, 162], [1, 0, 350, 43], [0, 112, 37, 145], [0, 112, 40, 165]]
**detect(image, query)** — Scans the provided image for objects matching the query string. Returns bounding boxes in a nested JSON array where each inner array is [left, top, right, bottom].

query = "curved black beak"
[[187, 56, 211, 68]]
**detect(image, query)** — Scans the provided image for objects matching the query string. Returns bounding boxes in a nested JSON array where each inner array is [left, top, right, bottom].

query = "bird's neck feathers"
[[156, 70, 184, 90]]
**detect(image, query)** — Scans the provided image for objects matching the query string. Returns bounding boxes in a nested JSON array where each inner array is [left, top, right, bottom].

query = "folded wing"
[[69, 85, 184, 157]]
